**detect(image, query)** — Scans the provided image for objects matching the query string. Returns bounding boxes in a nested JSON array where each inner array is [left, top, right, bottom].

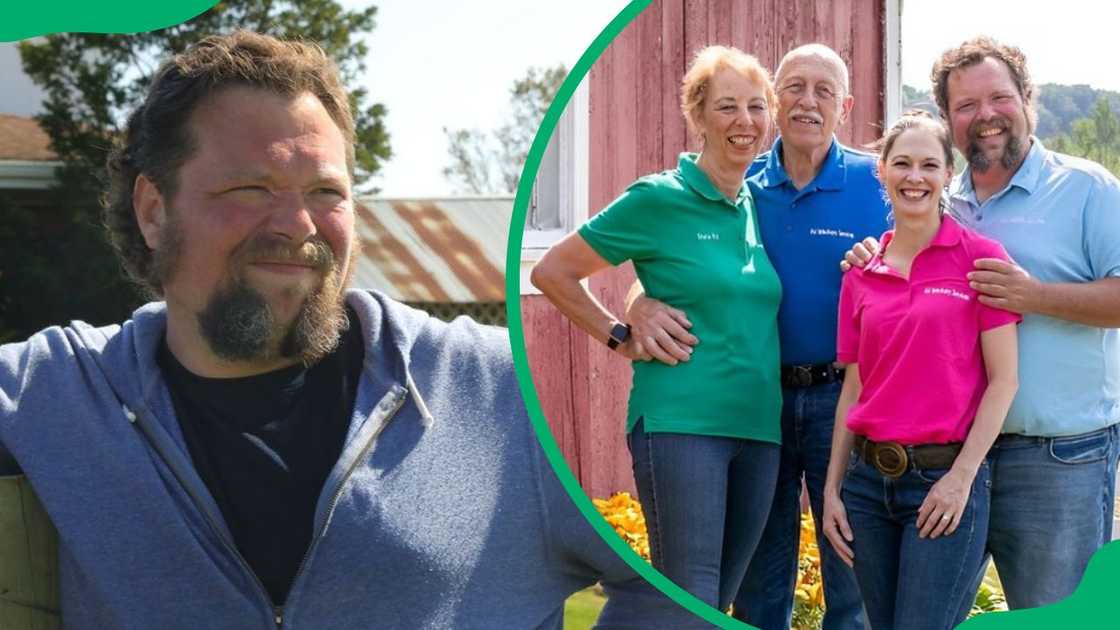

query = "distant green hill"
[[901, 83, 1120, 139]]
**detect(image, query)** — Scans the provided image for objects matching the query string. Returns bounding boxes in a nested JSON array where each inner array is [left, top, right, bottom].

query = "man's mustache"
[[238, 236, 335, 271], [967, 117, 1010, 139]]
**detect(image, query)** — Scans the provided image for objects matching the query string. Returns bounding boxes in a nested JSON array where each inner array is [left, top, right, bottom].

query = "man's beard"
[[154, 219, 352, 366], [196, 256, 350, 366], [966, 116, 1025, 173]]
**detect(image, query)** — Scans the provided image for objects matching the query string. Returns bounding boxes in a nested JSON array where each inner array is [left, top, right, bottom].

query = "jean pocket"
[[914, 467, 950, 485], [1050, 430, 1110, 465]]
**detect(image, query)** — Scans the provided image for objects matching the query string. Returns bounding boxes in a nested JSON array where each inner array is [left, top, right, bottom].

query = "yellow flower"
[[593, 492, 650, 562]]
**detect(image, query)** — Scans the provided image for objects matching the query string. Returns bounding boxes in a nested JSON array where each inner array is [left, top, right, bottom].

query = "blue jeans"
[[627, 418, 780, 617], [985, 424, 1120, 609], [733, 382, 865, 630], [843, 457, 991, 630]]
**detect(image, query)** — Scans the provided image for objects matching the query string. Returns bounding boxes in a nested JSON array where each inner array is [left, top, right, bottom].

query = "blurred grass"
[[564, 586, 606, 630]]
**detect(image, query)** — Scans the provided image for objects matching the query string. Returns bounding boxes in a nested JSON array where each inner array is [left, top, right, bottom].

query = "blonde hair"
[[680, 46, 776, 138]]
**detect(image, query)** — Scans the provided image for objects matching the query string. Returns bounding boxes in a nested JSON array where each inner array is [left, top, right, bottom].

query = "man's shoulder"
[[746, 151, 771, 181], [837, 143, 880, 175], [347, 289, 514, 375], [1041, 148, 1120, 192], [957, 222, 1011, 260], [1, 319, 123, 369]]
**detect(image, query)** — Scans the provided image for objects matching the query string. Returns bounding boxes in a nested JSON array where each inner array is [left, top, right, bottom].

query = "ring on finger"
[[940, 514, 952, 521]]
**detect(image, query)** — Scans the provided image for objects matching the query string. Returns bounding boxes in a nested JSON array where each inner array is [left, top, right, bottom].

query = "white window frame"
[[520, 80, 589, 295], [884, 0, 903, 128]]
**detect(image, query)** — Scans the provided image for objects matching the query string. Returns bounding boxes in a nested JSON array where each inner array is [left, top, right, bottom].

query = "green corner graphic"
[[959, 541, 1120, 628], [2, 1, 217, 41]]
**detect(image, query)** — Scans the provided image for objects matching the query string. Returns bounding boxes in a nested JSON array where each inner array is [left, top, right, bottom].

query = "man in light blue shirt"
[[932, 37, 1120, 609]]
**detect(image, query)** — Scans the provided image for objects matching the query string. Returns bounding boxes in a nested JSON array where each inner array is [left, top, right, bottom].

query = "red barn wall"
[[522, 0, 885, 499]]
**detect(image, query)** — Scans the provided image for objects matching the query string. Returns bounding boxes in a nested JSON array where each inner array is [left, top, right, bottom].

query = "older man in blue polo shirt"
[[627, 44, 885, 630]]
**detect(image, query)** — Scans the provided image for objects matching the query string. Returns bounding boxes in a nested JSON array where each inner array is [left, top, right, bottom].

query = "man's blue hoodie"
[[0, 290, 690, 629]]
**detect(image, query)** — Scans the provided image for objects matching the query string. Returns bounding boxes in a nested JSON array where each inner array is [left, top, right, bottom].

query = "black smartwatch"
[[606, 322, 631, 350]]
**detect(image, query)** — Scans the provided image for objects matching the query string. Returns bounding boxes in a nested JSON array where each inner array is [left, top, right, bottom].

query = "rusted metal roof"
[[0, 114, 55, 161], [352, 197, 512, 303]]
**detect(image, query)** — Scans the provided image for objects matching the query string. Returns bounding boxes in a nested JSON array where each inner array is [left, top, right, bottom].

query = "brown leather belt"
[[853, 435, 963, 478]]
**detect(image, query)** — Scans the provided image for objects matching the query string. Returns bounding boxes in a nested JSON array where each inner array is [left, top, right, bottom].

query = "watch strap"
[[606, 322, 631, 349]]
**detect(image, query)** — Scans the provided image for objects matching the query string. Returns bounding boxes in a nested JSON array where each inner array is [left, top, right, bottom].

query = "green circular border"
[[503, 1, 748, 626]]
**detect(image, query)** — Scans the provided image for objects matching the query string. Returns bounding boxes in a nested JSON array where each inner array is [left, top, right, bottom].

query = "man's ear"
[[839, 93, 855, 126], [133, 174, 166, 249]]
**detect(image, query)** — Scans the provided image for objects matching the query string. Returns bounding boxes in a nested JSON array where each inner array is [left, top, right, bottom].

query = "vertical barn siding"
[[523, 0, 884, 499]]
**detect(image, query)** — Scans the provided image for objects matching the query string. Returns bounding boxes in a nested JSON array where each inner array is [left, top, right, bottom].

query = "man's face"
[[945, 56, 1031, 173], [155, 85, 355, 364], [774, 53, 853, 154]]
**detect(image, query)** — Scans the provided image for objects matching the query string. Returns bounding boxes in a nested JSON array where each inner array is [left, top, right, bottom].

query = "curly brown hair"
[[930, 36, 1037, 132], [103, 30, 355, 297]]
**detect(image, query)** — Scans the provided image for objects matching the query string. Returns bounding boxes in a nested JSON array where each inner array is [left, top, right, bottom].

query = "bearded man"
[[0, 31, 688, 629]]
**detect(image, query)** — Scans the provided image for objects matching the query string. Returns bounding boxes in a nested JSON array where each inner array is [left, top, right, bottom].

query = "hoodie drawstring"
[[405, 372, 435, 428]]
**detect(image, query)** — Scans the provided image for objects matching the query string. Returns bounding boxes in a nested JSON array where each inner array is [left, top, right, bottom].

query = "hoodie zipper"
[[124, 405, 277, 627], [126, 387, 408, 629], [278, 390, 408, 627]]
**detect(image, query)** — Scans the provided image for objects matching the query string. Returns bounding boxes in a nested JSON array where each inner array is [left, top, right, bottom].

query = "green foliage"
[[901, 84, 938, 116], [902, 84, 1120, 178], [1036, 83, 1120, 139], [2, 1, 389, 340], [442, 64, 566, 194], [1048, 98, 1120, 176], [902, 83, 1120, 141]]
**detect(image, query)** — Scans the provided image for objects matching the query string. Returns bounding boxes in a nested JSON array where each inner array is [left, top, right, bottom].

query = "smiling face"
[[946, 56, 1032, 173], [142, 85, 355, 366], [692, 67, 771, 171], [774, 52, 854, 155], [878, 125, 953, 221]]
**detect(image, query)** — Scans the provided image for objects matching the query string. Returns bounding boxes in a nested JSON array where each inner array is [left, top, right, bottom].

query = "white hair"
[[776, 43, 850, 95]]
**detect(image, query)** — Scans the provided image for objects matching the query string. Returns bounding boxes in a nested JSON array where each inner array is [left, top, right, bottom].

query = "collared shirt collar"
[[757, 136, 846, 192], [866, 214, 963, 275], [679, 152, 751, 206], [951, 136, 1046, 203]]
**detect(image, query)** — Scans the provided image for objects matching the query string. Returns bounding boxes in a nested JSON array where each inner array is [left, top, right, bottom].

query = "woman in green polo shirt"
[[531, 46, 783, 614]]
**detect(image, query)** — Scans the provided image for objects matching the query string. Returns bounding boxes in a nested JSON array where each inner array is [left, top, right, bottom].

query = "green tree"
[[2, 1, 390, 340], [1048, 97, 1120, 176], [442, 64, 566, 194]]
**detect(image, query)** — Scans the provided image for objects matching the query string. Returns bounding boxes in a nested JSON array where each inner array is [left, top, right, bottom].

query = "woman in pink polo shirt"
[[820, 110, 1020, 630]]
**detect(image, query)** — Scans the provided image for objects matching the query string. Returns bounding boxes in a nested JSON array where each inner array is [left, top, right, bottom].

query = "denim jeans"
[[733, 382, 866, 630], [843, 457, 991, 630], [627, 418, 780, 618], [985, 423, 1120, 609]]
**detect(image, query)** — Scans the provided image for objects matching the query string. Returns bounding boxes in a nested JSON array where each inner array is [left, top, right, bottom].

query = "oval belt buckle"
[[872, 442, 908, 478]]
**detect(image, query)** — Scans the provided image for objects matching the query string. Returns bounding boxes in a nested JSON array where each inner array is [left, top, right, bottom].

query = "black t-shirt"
[[157, 309, 364, 605]]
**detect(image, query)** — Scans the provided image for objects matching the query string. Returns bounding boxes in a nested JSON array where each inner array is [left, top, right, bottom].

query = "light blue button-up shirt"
[[951, 139, 1120, 436]]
